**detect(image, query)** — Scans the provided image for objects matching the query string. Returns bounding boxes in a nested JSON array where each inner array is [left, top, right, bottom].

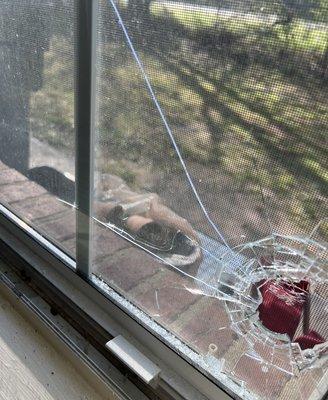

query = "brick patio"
[[0, 160, 323, 400]]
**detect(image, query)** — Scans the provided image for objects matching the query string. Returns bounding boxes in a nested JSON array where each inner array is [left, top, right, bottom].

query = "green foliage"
[[30, 4, 328, 237]]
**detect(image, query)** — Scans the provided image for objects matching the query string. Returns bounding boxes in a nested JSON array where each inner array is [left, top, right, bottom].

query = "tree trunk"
[[321, 42, 328, 79]]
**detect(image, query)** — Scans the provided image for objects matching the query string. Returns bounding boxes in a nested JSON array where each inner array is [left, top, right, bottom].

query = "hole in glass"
[[256, 278, 326, 350]]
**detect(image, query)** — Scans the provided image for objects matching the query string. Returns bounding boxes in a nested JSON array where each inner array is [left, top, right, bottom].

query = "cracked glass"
[[0, 0, 326, 399], [91, 1, 327, 399]]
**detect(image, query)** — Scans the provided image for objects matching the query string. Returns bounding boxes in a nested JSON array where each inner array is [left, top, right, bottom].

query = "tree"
[[321, 41, 328, 78]]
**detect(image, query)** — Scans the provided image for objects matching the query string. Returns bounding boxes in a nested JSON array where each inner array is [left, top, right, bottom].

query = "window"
[[0, 1, 327, 400], [0, 1, 76, 255]]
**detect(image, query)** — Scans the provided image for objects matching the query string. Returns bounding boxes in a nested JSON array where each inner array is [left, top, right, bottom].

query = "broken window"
[[0, 0, 326, 399], [91, 1, 328, 399]]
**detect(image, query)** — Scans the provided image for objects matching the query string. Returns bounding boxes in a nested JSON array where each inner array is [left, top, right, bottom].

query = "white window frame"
[[0, 202, 235, 400], [0, 3, 237, 398]]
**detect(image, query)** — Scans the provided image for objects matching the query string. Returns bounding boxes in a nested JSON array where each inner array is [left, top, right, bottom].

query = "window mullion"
[[75, 0, 98, 278]]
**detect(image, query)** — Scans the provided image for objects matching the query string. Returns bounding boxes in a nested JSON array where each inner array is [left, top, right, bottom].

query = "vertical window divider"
[[75, 0, 98, 278]]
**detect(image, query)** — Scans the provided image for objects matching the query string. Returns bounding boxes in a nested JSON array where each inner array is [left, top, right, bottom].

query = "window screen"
[[0, 1, 327, 399], [92, 1, 327, 399], [0, 1, 76, 255]]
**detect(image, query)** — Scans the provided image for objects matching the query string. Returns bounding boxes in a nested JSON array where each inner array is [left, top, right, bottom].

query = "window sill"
[[0, 203, 232, 400], [0, 259, 145, 400]]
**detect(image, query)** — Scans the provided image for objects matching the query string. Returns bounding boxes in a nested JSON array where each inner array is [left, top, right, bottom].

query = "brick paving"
[[0, 160, 322, 400], [94, 247, 159, 292]]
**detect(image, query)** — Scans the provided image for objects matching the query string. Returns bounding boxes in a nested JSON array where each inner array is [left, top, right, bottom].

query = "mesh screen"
[[92, 1, 328, 399], [0, 1, 76, 255], [0, 1, 327, 399], [95, 0, 327, 246]]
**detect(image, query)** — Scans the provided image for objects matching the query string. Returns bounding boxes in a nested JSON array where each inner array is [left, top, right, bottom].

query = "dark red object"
[[257, 277, 325, 350], [294, 330, 325, 350], [258, 279, 309, 339]]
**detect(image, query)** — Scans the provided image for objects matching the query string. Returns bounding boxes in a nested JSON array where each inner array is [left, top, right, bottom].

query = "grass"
[[29, 5, 328, 241], [151, 1, 328, 53], [30, 39, 75, 151]]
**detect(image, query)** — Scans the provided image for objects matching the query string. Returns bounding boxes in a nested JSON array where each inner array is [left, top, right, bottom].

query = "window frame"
[[0, 1, 236, 398], [75, 0, 97, 279], [1, 2, 327, 400], [71, 5, 233, 398], [0, 202, 236, 400]]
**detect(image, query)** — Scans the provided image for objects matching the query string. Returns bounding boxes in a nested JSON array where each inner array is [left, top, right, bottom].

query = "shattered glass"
[[1, 0, 325, 399], [216, 228, 328, 394], [91, 0, 327, 399]]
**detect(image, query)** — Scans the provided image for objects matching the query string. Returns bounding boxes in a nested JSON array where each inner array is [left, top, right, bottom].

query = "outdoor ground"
[[0, 2, 327, 400], [0, 160, 326, 400], [29, 1, 328, 245]]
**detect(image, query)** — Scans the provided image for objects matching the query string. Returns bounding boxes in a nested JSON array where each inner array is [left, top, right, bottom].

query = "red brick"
[[93, 247, 160, 292], [225, 353, 289, 398], [0, 169, 27, 185], [12, 194, 68, 222], [92, 224, 130, 261], [37, 210, 76, 242], [0, 180, 46, 204], [131, 271, 199, 325], [177, 299, 236, 356], [59, 237, 76, 258], [279, 369, 324, 400], [252, 341, 292, 374]]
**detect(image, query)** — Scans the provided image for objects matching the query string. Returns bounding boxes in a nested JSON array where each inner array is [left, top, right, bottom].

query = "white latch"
[[105, 335, 161, 387]]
